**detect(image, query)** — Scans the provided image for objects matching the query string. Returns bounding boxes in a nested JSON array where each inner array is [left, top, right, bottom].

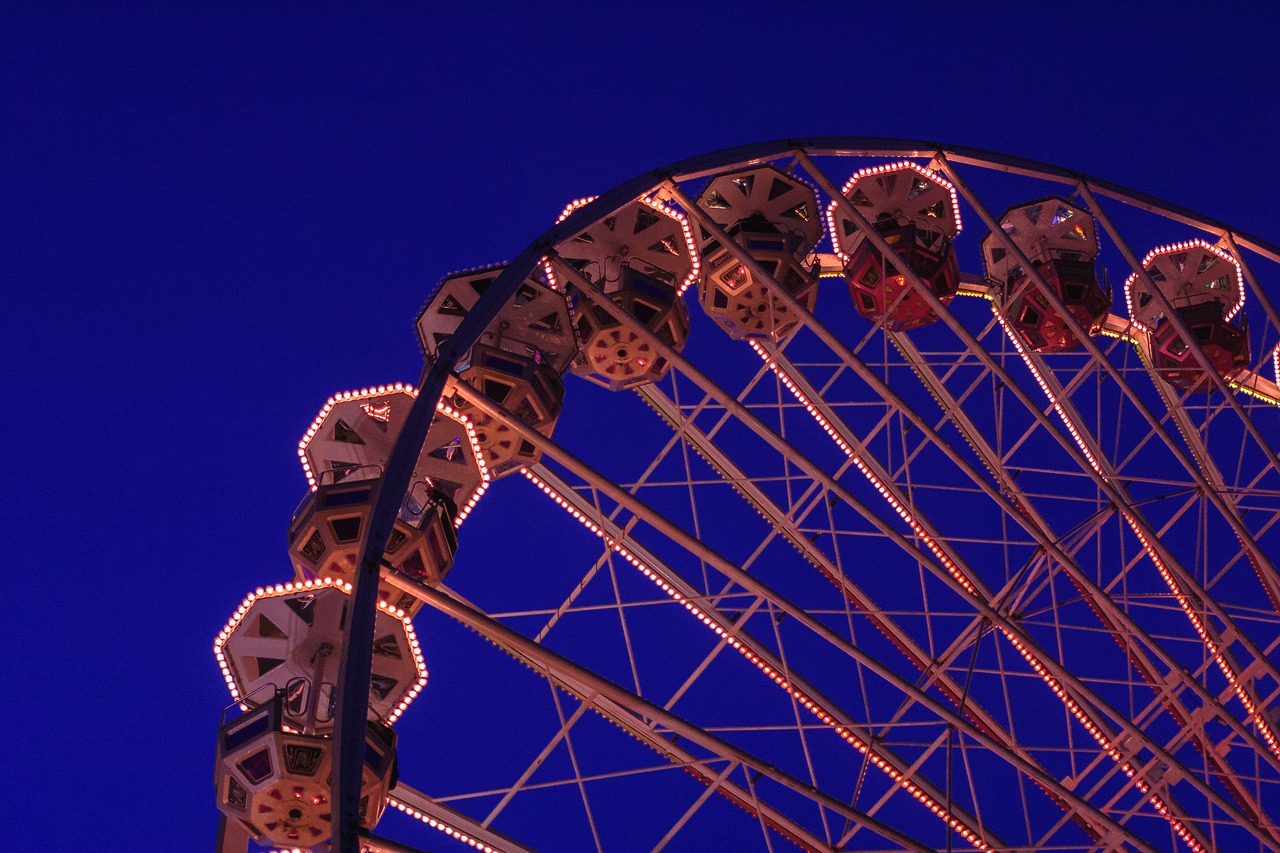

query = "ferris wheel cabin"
[[1125, 240, 1250, 393], [694, 165, 822, 341], [982, 197, 1111, 353], [215, 694, 397, 850], [287, 478, 457, 616], [416, 265, 576, 475], [549, 197, 699, 390], [293, 386, 487, 612], [828, 162, 962, 332]]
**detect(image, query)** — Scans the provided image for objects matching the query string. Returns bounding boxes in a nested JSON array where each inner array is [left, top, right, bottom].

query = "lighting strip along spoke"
[[403, 577, 936, 853], [799, 152, 1280, 788], [635, 385, 1142, 849], [531, 444, 1154, 851], [937, 510, 1275, 842], [879, 328, 1279, 827], [524, 415, 708, 645], [666, 172, 1273, 847], [521, 465, 998, 852], [641, 385, 1000, 727], [519, 412, 1259, 850], [384, 784, 538, 853], [936, 161, 1280, 764], [550, 246, 1263, 851], [527, 445, 1239, 845], [519, 458, 1228, 850], [985, 297, 1280, 833], [748, 343, 1220, 853], [270, 788, 540, 853], [655, 382, 904, 726], [880, 335, 1019, 505], [524, 376, 727, 648], [630, 374, 806, 724], [985, 526, 1225, 798]]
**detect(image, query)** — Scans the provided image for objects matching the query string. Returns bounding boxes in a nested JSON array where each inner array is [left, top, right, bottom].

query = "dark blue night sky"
[[5, 3, 1280, 851]]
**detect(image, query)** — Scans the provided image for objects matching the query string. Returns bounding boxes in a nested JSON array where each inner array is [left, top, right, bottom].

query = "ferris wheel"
[[213, 139, 1280, 853]]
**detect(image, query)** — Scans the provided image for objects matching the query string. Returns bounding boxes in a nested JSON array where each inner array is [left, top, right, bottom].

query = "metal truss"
[[324, 139, 1280, 853]]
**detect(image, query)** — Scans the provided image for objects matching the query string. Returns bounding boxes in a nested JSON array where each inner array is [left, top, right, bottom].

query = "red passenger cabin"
[[982, 198, 1111, 352], [1148, 299, 1249, 392], [1126, 240, 1249, 394], [828, 162, 962, 332]]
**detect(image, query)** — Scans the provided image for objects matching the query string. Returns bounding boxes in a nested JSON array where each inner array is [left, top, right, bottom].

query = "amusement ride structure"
[[213, 139, 1280, 852]]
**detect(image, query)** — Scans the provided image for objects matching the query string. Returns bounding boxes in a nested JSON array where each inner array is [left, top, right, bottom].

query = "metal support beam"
[[929, 159, 1280, 757], [658, 177, 1273, 847], [805, 150, 1280, 754], [467, 358, 1277, 852], [387, 783, 540, 853], [315, 137, 1280, 853], [546, 255, 1269, 846], [542, 402, 1153, 853], [405, 577, 937, 852]]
